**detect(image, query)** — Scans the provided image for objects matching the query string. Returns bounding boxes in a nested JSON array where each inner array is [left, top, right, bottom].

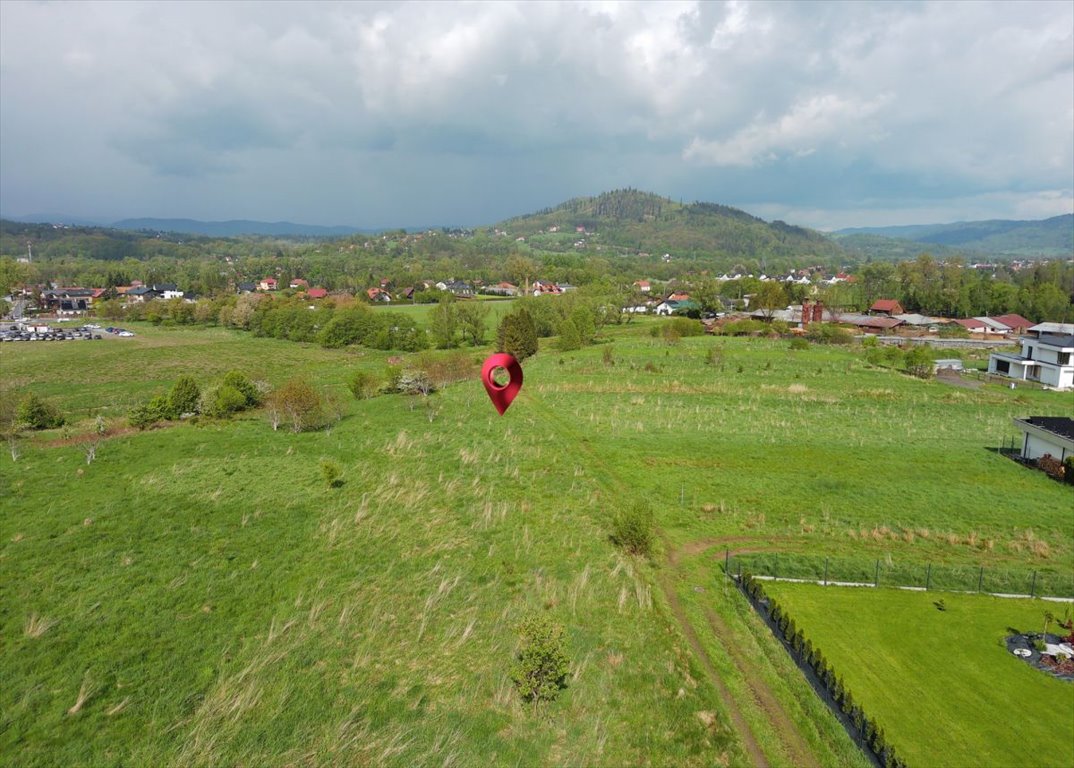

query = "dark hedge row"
[[739, 573, 909, 768]]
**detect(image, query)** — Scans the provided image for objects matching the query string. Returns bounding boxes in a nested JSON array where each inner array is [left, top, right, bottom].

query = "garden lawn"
[[762, 583, 1074, 768]]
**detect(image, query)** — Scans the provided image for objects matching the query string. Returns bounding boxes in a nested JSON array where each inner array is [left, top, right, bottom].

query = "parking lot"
[[0, 322, 134, 342]]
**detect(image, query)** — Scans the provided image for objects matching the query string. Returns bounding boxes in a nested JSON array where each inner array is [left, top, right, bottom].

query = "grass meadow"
[[761, 583, 1074, 768], [2, 319, 1071, 766]]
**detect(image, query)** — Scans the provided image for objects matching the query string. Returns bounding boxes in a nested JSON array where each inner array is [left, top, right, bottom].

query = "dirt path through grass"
[[524, 389, 816, 767]]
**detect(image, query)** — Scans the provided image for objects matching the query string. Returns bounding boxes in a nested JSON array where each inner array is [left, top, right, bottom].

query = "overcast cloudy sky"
[[1, 1, 1071, 230]]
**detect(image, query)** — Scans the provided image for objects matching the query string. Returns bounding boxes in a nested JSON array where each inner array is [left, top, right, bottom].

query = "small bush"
[[168, 375, 201, 417], [202, 385, 247, 418], [16, 393, 65, 430], [602, 346, 615, 366], [903, 346, 934, 379], [511, 613, 570, 706], [347, 370, 379, 400], [610, 502, 655, 556], [788, 337, 810, 351], [320, 458, 343, 488], [807, 323, 853, 345], [222, 370, 261, 407], [721, 319, 766, 336]]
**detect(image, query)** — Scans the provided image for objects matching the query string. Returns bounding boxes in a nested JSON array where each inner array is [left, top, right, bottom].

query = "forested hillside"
[[501, 189, 844, 263]]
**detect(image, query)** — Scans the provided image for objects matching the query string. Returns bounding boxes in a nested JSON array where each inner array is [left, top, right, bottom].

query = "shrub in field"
[[789, 337, 810, 351], [202, 385, 247, 418], [320, 459, 343, 488], [667, 317, 703, 337], [222, 370, 261, 407], [807, 323, 853, 345], [721, 319, 766, 336], [16, 393, 65, 430], [265, 377, 327, 433], [347, 370, 380, 400], [610, 502, 655, 556], [903, 346, 934, 379], [497, 308, 539, 361], [557, 318, 582, 351], [129, 394, 173, 429], [511, 613, 570, 707], [167, 375, 201, 416], [1064, 456, 1074, 485]]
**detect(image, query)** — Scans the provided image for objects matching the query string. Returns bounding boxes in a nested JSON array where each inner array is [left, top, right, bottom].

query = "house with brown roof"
[[992, 314, 1034, 335], [869, 299, 904, 316], [366, 288, 391, 302], [289, 278, 309, 289], [258, 277, 278, 291]]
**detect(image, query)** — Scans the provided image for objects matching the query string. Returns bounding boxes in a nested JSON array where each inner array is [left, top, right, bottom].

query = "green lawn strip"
[[674, 556, 873, 768], [762, 583, 1074, 768]]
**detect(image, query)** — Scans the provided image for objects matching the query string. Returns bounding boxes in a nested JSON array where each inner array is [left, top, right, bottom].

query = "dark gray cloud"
[[1, 0, 1071, 229]]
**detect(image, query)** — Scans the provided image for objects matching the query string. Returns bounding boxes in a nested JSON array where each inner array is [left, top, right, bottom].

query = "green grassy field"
[[761, 583, 1074, 768], [2, 321, 1071, 766]]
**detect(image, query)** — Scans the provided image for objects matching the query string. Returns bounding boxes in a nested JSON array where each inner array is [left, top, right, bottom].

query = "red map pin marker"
[[481, 353, 523, 415]]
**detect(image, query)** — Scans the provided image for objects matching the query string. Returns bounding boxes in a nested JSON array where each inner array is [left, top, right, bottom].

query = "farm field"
[[760, 583, 1074, 768], [2, 320, 1072, 766]]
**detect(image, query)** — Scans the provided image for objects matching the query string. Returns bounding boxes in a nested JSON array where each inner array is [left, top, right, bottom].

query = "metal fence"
[[722, 551, 1074, 600]]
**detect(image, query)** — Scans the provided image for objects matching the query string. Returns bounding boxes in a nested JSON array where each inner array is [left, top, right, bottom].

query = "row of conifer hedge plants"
[[739, 573, 908, 768]]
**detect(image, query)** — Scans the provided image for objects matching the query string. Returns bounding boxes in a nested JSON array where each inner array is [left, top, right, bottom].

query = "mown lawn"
[[762, 583, 1074, 768], [2, 321, 1071, 766]]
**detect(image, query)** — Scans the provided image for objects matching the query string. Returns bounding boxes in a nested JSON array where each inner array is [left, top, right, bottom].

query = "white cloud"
[[0, 0, 1070, 227], [683, 93, 890, 167]]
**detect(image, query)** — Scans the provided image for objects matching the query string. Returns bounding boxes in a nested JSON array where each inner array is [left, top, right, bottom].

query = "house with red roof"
[[992, 314, 1034, 335], [258, 277, 278, 291], [869, 299, 904, 316], [306, 287, 328, 300], [366, 287, 391, 302]]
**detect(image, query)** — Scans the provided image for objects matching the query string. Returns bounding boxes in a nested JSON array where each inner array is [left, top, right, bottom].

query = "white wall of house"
[[1022, 432, 1071, 462]]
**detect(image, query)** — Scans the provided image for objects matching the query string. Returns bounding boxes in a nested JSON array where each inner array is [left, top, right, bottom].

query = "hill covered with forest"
[[500, 189, 844, 263]]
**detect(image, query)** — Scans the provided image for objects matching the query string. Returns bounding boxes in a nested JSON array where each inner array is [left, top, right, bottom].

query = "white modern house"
[[1012, 417, 1074, 462], [988, 323, 1074, 390]]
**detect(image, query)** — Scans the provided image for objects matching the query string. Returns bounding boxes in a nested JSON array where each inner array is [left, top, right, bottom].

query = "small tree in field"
[[266, 377, 326, 433], [16, 393, 65, 430], [168, 375, 201, 416], [512, 613, 570, 709]]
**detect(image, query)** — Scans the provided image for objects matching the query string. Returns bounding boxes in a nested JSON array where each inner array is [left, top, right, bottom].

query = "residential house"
[[236, 282, 257, 294], [531, 281, 562, 296], [655, 299, 700, 316], [258, 277, 278, 291], [443, 281, 475, 298], [156, 283, 183, 300], [289, 278, 309, 290], [366, 288, 391, 302], [869, 299, 905, 316], [40, 287, 107, 315], [633, 280, 651, 293], [1012, 417, 1074, 462], [988, 323, 1074, 390], [306, 287, 328, 300], [484, 282, 518, 296], [125, 286, 157, 303], [955, 317, 1011, 335], [992, 314, 1034, 335]]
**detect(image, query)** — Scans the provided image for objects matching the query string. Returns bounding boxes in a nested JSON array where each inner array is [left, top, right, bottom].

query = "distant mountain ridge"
[[834, 214, 1073, 256], [111, 218, 373, 237], [500, 189, 844, 262], [2, 214, 375, 237]]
